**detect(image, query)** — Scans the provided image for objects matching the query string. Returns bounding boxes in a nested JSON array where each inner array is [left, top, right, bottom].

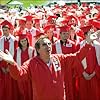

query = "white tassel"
[[55, 40, 62, 54], [81, 57, 87, 69]]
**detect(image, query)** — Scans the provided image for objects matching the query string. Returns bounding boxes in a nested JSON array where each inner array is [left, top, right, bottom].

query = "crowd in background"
[[0, 2, 100, 100]]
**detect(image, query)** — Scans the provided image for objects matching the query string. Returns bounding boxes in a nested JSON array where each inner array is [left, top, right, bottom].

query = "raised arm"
[[0, 50, 31, 80], [63, 30, 98, 78], [65, 30, 97, 63]]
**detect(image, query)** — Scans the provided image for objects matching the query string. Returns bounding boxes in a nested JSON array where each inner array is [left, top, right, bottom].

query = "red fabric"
[[43, 24, 55, 32], [18, 34, 28, 40], [80, 25, 92, 33], [24, 28, 37, 47], [14, 47, 34, 100], [0, 37, 19, 100], [19, 19, 26, 25], [24, 15, 33, 21], [66, 15, 79, 26], [52, 40, 79, 100], [47, 15, 57, 22], [34, 18, 40, 24], [52, 40, 76, 54], [0, 30, 2, 37], [95, 65, 100, 100], [9, 44, 90, 100], [78, 45, 100, 100], [59, 25, 71, 32], [92, 20, 100, 29], [14, 27, 25, 36], [26, 32, 32, 46], [76, 30, 85, 39], [33, 30, 44, 38], [1, 20, 13, 29]]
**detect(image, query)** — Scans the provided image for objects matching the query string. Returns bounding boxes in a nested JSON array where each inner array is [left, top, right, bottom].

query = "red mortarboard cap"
[[83, 8, 90, 15], [78, 15, 86, 20], [34, 30, 44, 38], [95, 5, 100, 10], [80, 25, 92, 33], [61, 19, 69, 25], [24, 15, 33, 21], [66, 15, 79, 26], [62, 11, 67, 16], [34, 18, 41, 24], [95, 13, 100, 20], [71, 4, 78, 9], [43, 24, 55, 32], [92, 20, 100, 29], [76, 29, 85, 39], [47, 15, 57, 21], [1, 20, 13, 29], [82, 3, 88, 7], [88, 19, 93, 25], [19, 20, 26, 25], [59, 25, 71, 33], [18, 34, 28, 40], [16, 17, 26, 24]]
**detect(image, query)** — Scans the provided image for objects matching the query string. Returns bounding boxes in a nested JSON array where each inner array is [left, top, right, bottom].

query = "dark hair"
[[74, 34, 77, 40], [35, 35, 49, 55], [34, 5, 37, 8], [84, 32, 88, 36], [56, 14, 60, 18], [18, 38, 29, 49], [2, 25, 10, 29]]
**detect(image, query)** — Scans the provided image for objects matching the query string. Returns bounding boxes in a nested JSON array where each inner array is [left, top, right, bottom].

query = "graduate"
[[14, 34, 34, 100], [0, 24, 98, 100], [0, 20, 19, 100]]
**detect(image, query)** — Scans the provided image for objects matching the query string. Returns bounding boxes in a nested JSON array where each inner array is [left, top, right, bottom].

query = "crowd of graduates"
[[0, 2, 100, 100]]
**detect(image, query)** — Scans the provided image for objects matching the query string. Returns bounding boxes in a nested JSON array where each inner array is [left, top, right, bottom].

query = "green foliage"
[[0, 0, 48, 8]]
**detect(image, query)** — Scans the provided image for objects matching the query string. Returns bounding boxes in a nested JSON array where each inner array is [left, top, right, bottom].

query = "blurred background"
[[0, 0, 100, 8]]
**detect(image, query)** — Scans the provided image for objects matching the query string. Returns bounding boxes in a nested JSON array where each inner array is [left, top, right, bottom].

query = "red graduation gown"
[[14, 48, 34, 100], [52, 40, 80, 100], [0, 38, 19, 100], [9, 44, 90, 100], [52, 44, 76, 54], [78, 46, 100, 100], [52, 40, 76, 54]]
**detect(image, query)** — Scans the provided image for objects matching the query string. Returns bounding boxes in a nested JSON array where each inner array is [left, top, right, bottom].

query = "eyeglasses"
[[41, 42, 51, 46]]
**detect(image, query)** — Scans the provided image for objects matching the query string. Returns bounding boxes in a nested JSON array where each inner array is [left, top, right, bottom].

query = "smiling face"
[[2, 27, 10, 37], [25, 21, 33, 29], [20, 38, 28, 48], [60, 31, 70, 42]]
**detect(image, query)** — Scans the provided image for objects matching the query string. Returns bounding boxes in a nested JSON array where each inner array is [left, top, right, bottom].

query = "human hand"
[[82, 71, 92, 80], [86, 31, 98, 44], [1, 67, 9, 74], [94, 30, 100, 38], [90, 71, 95, 78], [0, 50, 14, 65]]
